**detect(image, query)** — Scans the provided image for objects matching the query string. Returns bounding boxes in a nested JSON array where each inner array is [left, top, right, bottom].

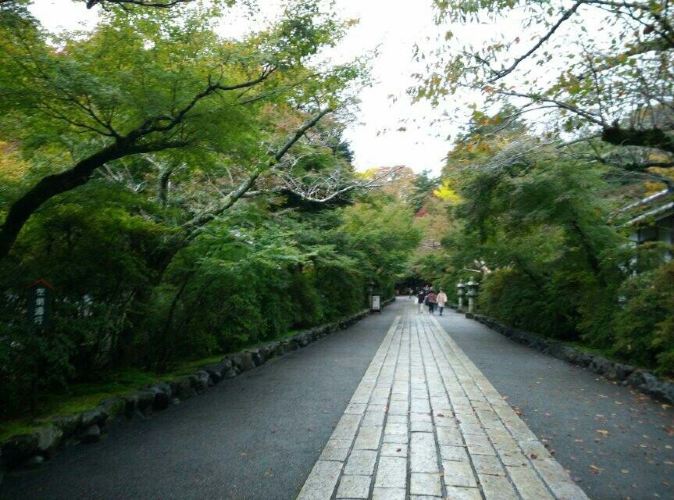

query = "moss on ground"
[[564, 341, 615, 358], [0, 358, 220, 442], [0, 316, 355, 444]]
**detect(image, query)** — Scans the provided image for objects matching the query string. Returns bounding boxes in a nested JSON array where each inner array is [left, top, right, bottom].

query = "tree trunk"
[[0, 140, 182, 259], [157, 163, 177, 208], [0, 144, 123, 258]]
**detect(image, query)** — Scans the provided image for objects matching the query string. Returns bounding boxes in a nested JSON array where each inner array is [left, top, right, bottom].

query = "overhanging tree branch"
[[0, 69, 277, 260], [487, 1, 585, 83], [130, 68, 276, 140], [0, 139, 186, 259], [182, 107, 334, 239], [85, 0, 191, 8]]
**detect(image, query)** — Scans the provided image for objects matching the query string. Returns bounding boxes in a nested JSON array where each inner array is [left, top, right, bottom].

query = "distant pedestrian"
[[417, 290, 425, 313], [426, 290, 437, 314], [436, 290, 447, 316]]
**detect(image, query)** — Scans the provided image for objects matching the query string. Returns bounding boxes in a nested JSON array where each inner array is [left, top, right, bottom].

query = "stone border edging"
[[463, 312, 674, 405], [0, 299, 395, 476]]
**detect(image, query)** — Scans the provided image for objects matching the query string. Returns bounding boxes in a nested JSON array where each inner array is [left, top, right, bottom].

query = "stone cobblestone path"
[[297, 307, 589, 500]]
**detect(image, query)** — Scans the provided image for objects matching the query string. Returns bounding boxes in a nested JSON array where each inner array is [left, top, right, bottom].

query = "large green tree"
[[0, 1, 361, 258]]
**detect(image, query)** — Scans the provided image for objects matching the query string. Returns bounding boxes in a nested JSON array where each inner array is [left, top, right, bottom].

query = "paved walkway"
[[298, 310, 588, 499], [435, 307, 674, 500]]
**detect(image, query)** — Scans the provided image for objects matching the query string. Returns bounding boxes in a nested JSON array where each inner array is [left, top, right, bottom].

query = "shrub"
[[612, 262, 674, 376]]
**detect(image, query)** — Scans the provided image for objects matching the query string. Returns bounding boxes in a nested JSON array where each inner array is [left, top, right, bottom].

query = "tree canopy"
[[416, 0, 674, 169], [0, 0, 365, 257]]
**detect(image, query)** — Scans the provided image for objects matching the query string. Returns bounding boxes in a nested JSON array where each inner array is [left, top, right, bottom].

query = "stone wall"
[[466, 312, 674, 405], [0, 299, 395, 476]]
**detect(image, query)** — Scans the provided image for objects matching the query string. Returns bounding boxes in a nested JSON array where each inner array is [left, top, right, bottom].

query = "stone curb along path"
[[0, 300, 394, 480], [298, 309, 588, 500], [467, 312, 674, 405]]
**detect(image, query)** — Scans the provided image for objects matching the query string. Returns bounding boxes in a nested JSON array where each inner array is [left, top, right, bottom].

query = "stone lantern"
[[466, 279, 479, 314], [456, 281, 466, 311]]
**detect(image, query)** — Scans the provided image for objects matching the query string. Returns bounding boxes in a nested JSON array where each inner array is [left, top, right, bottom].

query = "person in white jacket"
[[436, 290, 448, 316]]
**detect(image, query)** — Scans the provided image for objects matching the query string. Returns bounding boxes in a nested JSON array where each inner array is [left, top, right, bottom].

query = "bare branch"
[[495, 89, 608, 126], [275, 166, 405, 204], [488, 1, 585, 83]]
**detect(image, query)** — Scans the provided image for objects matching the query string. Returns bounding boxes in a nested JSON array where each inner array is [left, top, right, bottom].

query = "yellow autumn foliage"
[[433, 179, 462, 204], [0, 141, 29, 183]]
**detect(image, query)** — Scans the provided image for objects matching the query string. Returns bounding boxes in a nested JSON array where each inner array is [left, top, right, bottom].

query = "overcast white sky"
[[29, 0, 468, 174], [328, 1, 455, 175]]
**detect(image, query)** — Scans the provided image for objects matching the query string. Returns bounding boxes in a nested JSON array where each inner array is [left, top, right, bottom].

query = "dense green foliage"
[[0, 2, 420, 419], [0, 186, 418, 417], [413, 109, 674, 376], [612, 262, 674, 371]]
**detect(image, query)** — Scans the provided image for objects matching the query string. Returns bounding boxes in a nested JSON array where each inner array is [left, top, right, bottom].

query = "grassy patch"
[[166, 355, 227, 377], [0, 422, 36, 442], [0, 361, 218, 442]]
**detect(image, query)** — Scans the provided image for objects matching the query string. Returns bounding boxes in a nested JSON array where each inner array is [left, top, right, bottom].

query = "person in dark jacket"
[[417, 290, 425, 313]]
